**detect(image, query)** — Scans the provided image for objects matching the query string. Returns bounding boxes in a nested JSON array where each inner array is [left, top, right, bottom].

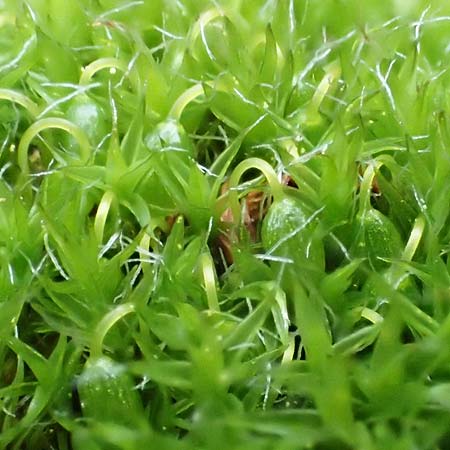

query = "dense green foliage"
[[1, 0, 450, 448]]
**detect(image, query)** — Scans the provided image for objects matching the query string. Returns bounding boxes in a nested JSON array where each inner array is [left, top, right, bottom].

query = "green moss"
[[1, 1, 450, 449]]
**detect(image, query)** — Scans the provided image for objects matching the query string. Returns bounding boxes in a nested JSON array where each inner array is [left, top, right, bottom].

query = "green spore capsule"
[[65, 94, 108, 148], [353, 208, 403, 273], [228, 157, 324, 279], [261, 196, 324, 272], [77, 356, 144, 427]]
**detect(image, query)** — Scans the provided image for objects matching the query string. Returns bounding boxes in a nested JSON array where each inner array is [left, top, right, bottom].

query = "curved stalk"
[[168, 84, 204, 120], [18, 118, 91, 176], [200, 251, 220, 311], [358, 161, 382, 213], [228, 157, 282, 225], [80, 56, 140, 93], [0, 89, 39, 117], [91, 303, 136, 358], [94, 190, 115, 244], [80, 57, 129, 85]]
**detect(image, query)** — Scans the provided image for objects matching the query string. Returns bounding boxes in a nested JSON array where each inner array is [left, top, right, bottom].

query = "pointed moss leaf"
[[223, 299, 271, 351], [259, 24, 277, 85], [320, 259, 363, 307], [131, 360, 192, 390], [163, 215, 185, 268], [145, 312, 190, 350], [120, 99, 145, 165], [6, 337, 48, 383], [121, 193, 151, 227]]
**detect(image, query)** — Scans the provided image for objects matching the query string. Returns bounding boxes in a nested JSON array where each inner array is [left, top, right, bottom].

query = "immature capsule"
[[65, 95, 108, 148], [355, 208, 403, 271], [227, 157, 324, 276], [77, 356, 143, 426], [261, 196, 324, 272]]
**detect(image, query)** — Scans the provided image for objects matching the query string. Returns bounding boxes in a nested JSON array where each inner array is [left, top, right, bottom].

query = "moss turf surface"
[[1, 1, 450, 449]]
